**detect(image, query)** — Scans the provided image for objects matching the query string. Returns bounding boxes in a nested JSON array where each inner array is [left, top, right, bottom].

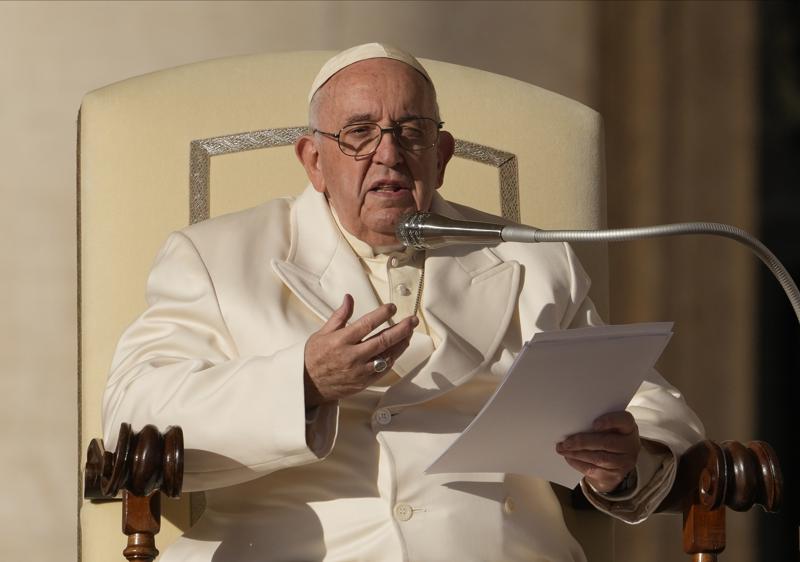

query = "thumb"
[[318, 294, 354, 334]]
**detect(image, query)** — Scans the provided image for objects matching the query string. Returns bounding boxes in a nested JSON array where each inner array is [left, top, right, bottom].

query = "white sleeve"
[[102, 231, 338, 492], [561, 243, 705, 523]]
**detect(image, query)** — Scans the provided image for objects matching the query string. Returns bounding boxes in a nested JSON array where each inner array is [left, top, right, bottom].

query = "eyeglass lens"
[[338, 118, 439, 156]]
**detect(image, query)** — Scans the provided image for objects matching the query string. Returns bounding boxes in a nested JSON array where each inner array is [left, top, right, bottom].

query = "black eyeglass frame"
[[311, 117, 444, 158]]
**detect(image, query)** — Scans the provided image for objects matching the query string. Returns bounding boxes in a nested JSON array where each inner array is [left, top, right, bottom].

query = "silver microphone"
[[396, 212, 532, 249], [396, 211, 800, 324]]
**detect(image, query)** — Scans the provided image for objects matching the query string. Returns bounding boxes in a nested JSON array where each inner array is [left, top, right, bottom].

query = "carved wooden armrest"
[[84, 423, 184, 562], [572, 439, 783, 561], [656, 440, 783, 561]]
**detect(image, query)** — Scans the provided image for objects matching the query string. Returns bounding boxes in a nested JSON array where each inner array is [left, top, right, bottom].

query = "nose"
[[371, 127, 403, 167]]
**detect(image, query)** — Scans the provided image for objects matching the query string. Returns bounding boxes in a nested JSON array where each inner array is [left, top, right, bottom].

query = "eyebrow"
[[343, 113, 377, 126], [342, 113, 426, 126]]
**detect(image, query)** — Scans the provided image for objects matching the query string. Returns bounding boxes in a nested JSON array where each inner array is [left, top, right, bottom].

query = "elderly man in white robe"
[[103, 43, 704, 561]]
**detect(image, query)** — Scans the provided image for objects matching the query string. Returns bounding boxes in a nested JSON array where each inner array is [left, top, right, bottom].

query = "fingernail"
[[410, 316, 419, 327], [389, 303, 397, 313]]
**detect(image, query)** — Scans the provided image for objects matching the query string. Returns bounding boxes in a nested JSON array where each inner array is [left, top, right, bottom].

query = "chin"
[[372, 208, 405, 227], [362, 222, 401, 244]]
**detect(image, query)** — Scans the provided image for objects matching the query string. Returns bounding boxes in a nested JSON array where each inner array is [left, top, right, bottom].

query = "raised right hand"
[[303, 294, 417, 406]]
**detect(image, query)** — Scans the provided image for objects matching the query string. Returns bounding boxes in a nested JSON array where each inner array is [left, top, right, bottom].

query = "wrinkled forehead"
[[313, 59, 437, 126]]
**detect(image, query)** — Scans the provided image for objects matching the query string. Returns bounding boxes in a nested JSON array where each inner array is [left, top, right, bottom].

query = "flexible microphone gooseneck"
[[396, 211, 800, 324]]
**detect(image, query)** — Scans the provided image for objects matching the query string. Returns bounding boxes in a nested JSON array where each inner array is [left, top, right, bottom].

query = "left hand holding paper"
[[556, 411, 641, 493]]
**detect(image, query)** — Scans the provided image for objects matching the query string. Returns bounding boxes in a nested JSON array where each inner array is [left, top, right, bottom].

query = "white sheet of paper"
[[425, 322, 673, 488]]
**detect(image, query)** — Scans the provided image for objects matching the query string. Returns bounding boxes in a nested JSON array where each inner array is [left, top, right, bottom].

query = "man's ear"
[[295, 135, 326, 193], [435, 131, 455, 189]]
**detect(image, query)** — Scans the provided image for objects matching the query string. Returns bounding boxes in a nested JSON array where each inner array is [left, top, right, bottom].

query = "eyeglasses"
[[312, 117, 444, 158]]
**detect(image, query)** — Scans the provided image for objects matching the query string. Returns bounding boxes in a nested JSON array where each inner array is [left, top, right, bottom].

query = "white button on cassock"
[[374, 408, 392, 425], [394, 503, 413, 521]]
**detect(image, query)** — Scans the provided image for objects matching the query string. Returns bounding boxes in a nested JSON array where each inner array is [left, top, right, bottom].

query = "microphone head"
[[396, 211, 430, 250], [397, 211, 507, 249]]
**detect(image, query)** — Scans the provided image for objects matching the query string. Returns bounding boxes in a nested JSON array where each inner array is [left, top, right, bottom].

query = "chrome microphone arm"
[[503, 222, 800, 325], [397, 212, 800, 325]]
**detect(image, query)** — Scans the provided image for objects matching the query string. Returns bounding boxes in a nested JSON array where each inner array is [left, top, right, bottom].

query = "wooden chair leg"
[[684, 503, 725, 561], [122, 490, 161, 562]]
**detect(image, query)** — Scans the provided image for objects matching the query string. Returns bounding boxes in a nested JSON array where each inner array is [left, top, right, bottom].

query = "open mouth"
[[369, 181, 411, 194]]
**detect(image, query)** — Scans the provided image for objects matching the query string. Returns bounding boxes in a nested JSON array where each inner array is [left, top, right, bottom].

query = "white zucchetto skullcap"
[[308, 42, 433, 102]]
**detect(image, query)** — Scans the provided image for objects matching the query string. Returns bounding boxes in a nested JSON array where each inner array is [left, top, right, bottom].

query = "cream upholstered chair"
[[78, 51, 611, 561]]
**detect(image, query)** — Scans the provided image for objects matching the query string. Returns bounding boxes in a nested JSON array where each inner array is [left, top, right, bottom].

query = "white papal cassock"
[[103, 185, 704, 562]]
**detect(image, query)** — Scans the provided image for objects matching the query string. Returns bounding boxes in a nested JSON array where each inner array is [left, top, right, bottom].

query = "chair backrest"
[[78, 50, 610, 561]]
